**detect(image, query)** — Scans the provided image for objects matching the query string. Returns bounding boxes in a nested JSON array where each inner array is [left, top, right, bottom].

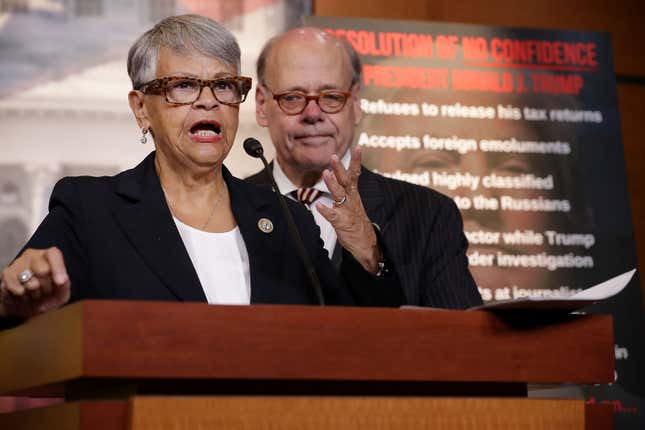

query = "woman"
[[0, 15, 402, 323]]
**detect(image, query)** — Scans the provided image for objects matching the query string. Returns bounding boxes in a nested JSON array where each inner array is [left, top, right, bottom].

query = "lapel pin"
[[258, 217, 273, 234]]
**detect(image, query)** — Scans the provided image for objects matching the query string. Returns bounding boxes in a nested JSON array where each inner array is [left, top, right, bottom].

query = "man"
[[247, 27, 482, 308]]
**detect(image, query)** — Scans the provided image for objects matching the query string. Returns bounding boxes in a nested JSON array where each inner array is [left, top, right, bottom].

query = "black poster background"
[[306, 15, 645, 428]]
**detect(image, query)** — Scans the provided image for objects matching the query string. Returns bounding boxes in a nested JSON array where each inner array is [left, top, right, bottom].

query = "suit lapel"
[[245, 161, 275, 190], [112, 152, 206, 302], [224, 168, 286, 303], [358, 167, 387, 232], [328, 168, 386, 262]]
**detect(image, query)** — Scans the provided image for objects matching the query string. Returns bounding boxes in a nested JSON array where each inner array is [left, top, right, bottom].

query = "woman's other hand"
[[0, 247, 71, 320]]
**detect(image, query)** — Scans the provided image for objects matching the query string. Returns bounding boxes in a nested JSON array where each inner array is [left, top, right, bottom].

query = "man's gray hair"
[[256, 29, 362, 87], [341, 36, 363, 87], [127, 14, 241, 89]]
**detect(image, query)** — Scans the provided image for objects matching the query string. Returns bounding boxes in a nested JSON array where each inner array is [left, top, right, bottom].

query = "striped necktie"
[[291, 187, 323, 210]]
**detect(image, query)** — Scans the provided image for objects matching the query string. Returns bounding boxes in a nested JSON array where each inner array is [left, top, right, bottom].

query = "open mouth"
[[189, 120, 221, 137]]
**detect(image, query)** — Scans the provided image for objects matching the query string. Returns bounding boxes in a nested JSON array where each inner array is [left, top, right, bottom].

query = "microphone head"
[[243, 137, 264, 158]]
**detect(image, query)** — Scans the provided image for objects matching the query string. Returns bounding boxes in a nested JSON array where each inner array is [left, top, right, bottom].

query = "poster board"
[[306, 15, 645, 428]]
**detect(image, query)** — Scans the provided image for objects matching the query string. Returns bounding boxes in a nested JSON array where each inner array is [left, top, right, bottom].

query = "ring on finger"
[[18, 269, 34, 284], [333, 195, 347, 206]]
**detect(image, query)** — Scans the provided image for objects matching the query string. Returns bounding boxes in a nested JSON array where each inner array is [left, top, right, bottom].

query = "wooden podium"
[[0, 300, 614, 429]]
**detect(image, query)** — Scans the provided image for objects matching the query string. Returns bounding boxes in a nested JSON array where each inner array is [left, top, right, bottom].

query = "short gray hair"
[[256, 28, 362, 87], [341, 36, 363, 87], [127, 14, 241, 89]]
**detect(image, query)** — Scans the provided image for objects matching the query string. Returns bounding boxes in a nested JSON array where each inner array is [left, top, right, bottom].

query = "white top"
[[272, 151, 351, 257], [173, 218, 251, 305]]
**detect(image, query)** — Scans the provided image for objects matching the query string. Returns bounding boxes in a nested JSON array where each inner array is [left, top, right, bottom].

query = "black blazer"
[[247, 164, 482, 308], [21, 152, 402, 307]]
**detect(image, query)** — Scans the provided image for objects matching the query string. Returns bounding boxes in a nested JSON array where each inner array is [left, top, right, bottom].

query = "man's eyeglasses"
[[138, 76, 252, 106], [267, 86, 353, 115]]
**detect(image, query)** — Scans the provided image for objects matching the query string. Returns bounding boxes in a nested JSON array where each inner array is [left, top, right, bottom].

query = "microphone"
[[243, 137, 325, 306], [243, 137, 264, 158]]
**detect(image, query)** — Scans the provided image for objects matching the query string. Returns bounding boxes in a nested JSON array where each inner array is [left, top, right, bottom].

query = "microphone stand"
[[244, 138, 325, 305]]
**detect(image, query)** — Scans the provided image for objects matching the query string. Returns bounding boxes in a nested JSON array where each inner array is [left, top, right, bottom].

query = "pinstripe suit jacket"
[[247, 165, 482, 308]]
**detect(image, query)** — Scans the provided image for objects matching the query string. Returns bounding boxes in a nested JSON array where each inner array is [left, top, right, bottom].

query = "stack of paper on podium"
[[469, 269, 636, 311]]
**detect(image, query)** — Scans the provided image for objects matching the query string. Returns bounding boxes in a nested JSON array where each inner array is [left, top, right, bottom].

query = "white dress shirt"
[[272, 152, 351, 258]]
